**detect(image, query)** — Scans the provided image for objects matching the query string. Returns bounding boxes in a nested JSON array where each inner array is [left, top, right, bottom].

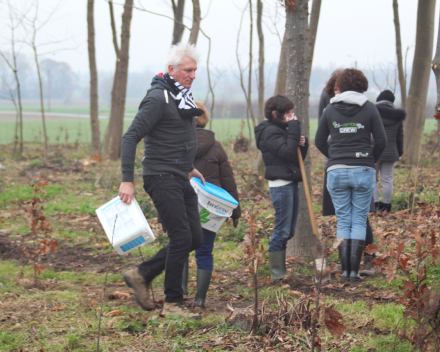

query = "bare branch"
[[108, 0, 120, 56]]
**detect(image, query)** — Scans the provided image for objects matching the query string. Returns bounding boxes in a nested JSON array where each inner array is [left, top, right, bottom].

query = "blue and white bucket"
[[190, 177, 239, 232]]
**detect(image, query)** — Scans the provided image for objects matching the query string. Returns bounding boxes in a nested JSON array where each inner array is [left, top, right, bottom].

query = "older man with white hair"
[[119, 43, 205, 319]]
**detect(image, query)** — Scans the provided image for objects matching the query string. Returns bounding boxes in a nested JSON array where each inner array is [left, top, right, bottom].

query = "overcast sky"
[[1, 0, 440, 77]]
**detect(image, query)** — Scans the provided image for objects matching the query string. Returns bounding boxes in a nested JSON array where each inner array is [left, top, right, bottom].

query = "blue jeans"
[[268, 182, 299, 252], [195, 228, 216, 271], [327, 167, 375, 241]]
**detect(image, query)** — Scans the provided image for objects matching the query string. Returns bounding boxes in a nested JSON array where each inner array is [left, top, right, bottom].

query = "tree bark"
[[108, 0, 120, 56], [285, 0, 313, 261], [188, 0, 201, 45], [87, 0, 101, 156], [171, 0, 185, 45], [431, 6, 440, 157], [274, 30, 288, 96], [393, 0, 407, 110], [256, 0, 264, 124], [308, 0, 321, 74], [103, 0, 134, 160], [402, 0, 436, 165]]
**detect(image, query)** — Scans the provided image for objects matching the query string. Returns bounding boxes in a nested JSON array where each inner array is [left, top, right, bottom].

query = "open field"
[[0, 111, 438, 145], [0, 130, 439, 351]]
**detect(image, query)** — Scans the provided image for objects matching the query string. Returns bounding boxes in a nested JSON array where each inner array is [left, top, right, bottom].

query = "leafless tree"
[[0, 0, 28, 156], [87, 0, 101, 156], [102, 0, 134, 161], [22, 0, 63, 156], [285, 0, 314, 261], [431, 6, 440, 157], [256, 0, 264, 124], [274, 30, 287, 95], [171, 0, 185, 45], [402, 0, 436, 165], [393, 0, 407, 110], [308, 0, 321, 73], [188, 0, 200, 45]]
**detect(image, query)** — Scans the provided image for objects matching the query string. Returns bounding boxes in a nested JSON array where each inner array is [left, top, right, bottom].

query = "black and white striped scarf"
[[164, 73, 203, 120]]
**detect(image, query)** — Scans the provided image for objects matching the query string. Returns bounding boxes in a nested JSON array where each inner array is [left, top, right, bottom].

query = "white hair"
[[164, 42, 201, 74]]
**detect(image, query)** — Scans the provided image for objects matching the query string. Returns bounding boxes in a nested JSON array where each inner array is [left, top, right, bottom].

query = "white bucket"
[[198, 204, 229, 232], [96, 197, 155, 255], [190, 178, 238, 217], [190, 177, 238, 233]]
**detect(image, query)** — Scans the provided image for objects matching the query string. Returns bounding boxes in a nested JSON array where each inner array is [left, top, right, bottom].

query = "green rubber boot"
[[182, 258, 189, 299], [193, 269, 212, 309], [268, 251, 287, 280]]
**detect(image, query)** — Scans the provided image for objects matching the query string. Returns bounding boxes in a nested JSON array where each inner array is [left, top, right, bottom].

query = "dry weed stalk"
[[96, 214, 117, 352], [23, 180, 57, 286]]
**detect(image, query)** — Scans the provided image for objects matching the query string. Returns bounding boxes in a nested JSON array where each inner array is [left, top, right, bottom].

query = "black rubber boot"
[[349, 240, 366, 282], [382, 203, 391, 213], [359, 253, 378, 277], [194, 269, 212, 309], [338, 239, 350, 280], [374, 202, 383, 213], [182, 258, 189, 298]]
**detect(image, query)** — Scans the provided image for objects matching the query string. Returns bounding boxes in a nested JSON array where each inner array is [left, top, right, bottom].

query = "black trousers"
[[138, 174, 203, 302]]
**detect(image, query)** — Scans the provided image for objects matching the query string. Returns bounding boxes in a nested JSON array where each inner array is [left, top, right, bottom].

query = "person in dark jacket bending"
[[255, 95, 308, 280], [315, 68, 386, 282], [373, 90, 406, 213], [182, 101, 241, 308], [118, 43, 205, 319]]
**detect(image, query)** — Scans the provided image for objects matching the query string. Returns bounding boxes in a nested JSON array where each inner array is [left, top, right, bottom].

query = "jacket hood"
[[376, 104, 406, 126], [330, 91, 368, 117], [255, 120, 273, 150], [330, 91, 368, 106], [150, 74, 177, 94], [195, 128, 216, 158]]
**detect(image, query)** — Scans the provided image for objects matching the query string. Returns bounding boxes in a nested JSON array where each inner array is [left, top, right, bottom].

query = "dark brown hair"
[[264, 95, 294, 123], [195, 101, 209, 128], [336, 68, 369, 93]]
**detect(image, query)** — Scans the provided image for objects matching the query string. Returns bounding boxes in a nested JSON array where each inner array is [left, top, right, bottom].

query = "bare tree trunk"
[[431, 6, 440, 158], [256, 0, 264, 124], [88, 0, 101, 156], [274, 30, 288, 96], [393, 0, 407, 110], [32, 45, 48, 156], [171, 0, 185, 45], [188, 0, 200, 45], [103, 0, 133, 160], [308, 0, 321, 73], [248, 0, 254, 124], [285, 0, 313, 261], [402, 0, 436, 165]]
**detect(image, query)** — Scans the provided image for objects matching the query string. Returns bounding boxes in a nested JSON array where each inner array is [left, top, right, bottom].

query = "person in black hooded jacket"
[[373, 90, 406, 213], [315, 68, 386, 282], [255, 95, 308, 280]]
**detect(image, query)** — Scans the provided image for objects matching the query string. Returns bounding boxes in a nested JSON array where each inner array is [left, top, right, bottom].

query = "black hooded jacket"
[[315, 97, 387, 169], [255, 120, 308, 182], [121, 75, 197, 182], [375, 103, 406, 162]]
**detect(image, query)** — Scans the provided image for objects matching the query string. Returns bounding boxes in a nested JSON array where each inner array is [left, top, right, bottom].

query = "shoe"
[[374, 202, 383, 213], [194, 269, 212, 309], [123, 268, 155, 311], [162, 302, 201, 320], [359, 254, 378, 277], [182, 258, 189, 299], [268, 251, 287, 280], [349, 240, 365, 282], [382, 203, 391, 214], [338, 239, 350, 280]]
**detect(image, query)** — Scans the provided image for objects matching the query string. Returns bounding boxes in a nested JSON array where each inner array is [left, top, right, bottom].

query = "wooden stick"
[[297, 148, 318, 235]]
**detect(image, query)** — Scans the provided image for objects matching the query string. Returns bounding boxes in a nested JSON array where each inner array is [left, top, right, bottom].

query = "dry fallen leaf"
[[51, 305, 67, 311], [113, 291, 131, 299], [107, 318, 115, 328], [91, 301, 97, 307], [103, 310, 123, 316], [289, 290, 303, 296]]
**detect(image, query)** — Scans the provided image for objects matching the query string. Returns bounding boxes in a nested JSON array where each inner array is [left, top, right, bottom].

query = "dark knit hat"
[[377, 89, 395, 103]]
